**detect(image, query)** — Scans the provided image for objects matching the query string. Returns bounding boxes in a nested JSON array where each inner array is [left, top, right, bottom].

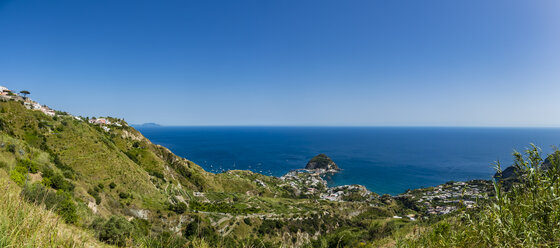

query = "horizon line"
[[131, 124, 560, 129]]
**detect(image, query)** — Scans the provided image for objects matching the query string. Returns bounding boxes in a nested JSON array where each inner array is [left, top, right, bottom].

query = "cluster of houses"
[[320, 184, 375, 202], [24, 101, 56, 116], [1, 86, 126, 133], [0, 85, 57, 117], [279, 170, 378, 202], [88, 117, 123, 132], [398, 180, 492, 216], [280, 170, 328, 196]]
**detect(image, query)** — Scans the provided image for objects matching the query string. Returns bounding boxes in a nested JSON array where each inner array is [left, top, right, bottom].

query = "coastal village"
[[280, 166, 494, 217], [397, 179, 493, 216], [219, 153, 495, 220]]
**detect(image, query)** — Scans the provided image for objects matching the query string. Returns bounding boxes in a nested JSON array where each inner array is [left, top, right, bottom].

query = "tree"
[[19, 90, 30, 98]]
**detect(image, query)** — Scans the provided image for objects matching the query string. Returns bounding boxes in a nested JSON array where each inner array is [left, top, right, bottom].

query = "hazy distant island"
[[132, 122, 162, 127]]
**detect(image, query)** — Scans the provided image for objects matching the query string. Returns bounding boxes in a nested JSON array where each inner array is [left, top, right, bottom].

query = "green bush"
[[50, 173, 74, 192], [21, 183, 78, 223], [169, 201, 187, 214], [97, 216, 135, 246], [56, 191, 78, 224], [109, 182, 116, 189], [88, 188, 102, 205], [62, 170, 74, 179], [258, 219, 284, 235], [41, 177, 52, 187], [119, 192, 130, 199], [148, 170, 164, 180], [51, 154, 74, 173], [41, 165, 54, 178], [131, 218, 151, 237], [243, 218, 252, 226], [17, 159, 39, 173], [10, 170, 25, 186], [7, 144, 16, 153]]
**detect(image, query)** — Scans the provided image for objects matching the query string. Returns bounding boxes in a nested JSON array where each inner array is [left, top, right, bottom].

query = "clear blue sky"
[[1, 0, 559, 126]]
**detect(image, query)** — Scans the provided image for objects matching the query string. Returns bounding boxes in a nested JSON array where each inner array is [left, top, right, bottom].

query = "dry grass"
[[0, 171, 110, 248]]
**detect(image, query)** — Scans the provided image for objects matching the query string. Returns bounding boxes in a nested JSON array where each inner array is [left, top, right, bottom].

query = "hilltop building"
[[0, 86, 13, 96]]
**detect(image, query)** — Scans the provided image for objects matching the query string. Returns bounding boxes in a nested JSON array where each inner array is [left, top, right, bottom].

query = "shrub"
[[16, 159, 39, 173], [39, 174, 51, 185], [183, 221, 199, 238], [258, 220, 284, 235], [21, 183, 78, 223], [131, 218, 151, 237], [41, 165, 54, 178], [7, 144, 16, 153], [97, 216, 134, 246], [88, 188, 102, 205], [10, 170, 25, 186], [55, 191, 78, 224], [149, 170, 164, 180], [98, 183, 104, 190], [119, 192, 130, 199], [62, 170, 74, 179], [51, 154, 74, 173], [169, 202, 187, 214], [109, 182, 116, 189], [243, 218, 252, 226], [50, 173, 74, 192]]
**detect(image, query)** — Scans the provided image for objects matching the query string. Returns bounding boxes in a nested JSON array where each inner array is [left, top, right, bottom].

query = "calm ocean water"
[[136, 127, 560, 195]]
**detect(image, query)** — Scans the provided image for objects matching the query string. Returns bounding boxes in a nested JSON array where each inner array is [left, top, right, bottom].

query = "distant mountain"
[[133, 122, 162, 127]]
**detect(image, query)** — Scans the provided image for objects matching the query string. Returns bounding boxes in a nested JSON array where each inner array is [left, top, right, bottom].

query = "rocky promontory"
[[305, 154, 340, 172]]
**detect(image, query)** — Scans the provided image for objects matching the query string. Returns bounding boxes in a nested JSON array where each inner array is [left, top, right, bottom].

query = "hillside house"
[[24, 101, 42, 110], [40, 106, 55, 116], [0, 86, 12, 96], [89, 118, 110, 125]]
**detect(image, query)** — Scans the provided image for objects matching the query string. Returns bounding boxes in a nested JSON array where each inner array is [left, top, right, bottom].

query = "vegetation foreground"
[[0, 91, 559, 247]]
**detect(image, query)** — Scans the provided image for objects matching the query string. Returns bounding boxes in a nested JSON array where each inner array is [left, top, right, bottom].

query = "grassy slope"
[[0, 99, 417, 247], [0, 170, 110, 248], [0, 101, 272, 214]]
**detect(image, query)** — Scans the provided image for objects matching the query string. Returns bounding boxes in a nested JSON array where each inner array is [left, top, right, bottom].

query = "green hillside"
[[1, 95, 558, 247], [0, 98, 411, 247]]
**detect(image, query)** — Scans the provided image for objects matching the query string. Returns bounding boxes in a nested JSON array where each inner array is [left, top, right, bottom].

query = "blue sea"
[[136, 127, 560, 195]]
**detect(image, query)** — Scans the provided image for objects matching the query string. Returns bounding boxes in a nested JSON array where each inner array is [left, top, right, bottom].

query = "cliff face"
[[305, 154, 340, 171]]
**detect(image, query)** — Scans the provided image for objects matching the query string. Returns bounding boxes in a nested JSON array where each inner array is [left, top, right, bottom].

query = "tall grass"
[[399, 145, 560, 247], [0, 172, 108, 248]]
